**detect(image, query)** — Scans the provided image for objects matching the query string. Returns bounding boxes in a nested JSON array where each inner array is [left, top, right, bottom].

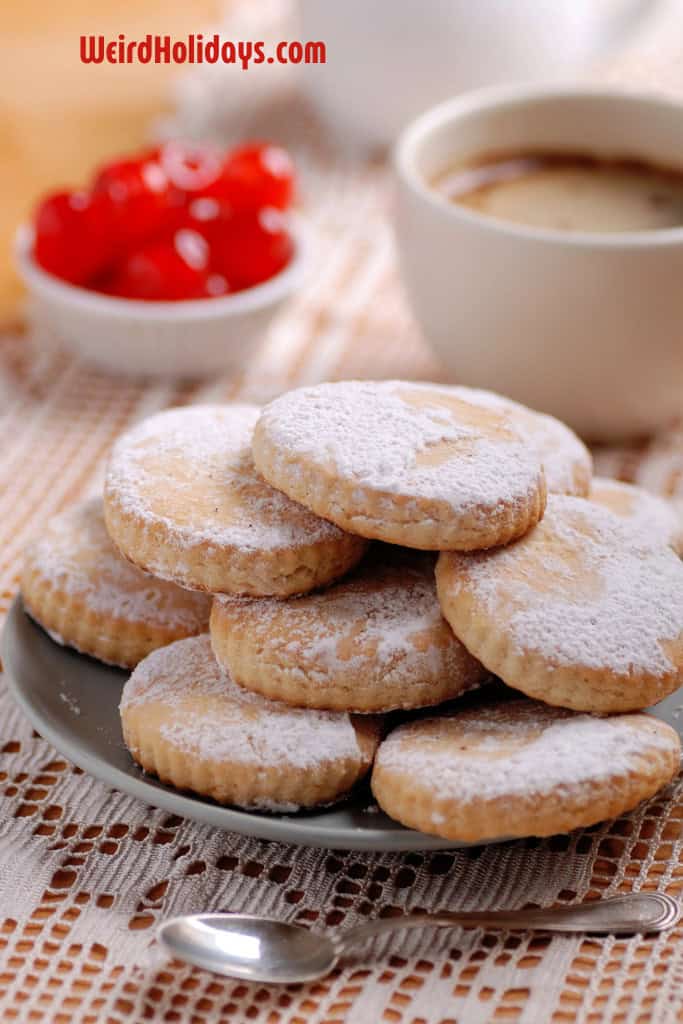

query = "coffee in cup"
[[434, 151, 683, 233]]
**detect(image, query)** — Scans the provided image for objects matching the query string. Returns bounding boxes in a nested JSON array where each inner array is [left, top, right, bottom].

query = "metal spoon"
[[157, 893, 680, 984]]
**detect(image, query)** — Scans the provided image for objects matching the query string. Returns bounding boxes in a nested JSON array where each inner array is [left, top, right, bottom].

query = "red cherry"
[[172, 200, 237, 297], [159, 140, 223, 195], [93, 148, 163, 190], [33, 190, 115, 284], [105, 230, 210, 300], [93, 155, 183, 248], [208, 143, 295, 211], [210, 207, 293, 290]]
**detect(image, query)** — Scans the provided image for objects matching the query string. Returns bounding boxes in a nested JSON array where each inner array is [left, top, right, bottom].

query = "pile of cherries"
[[33, 141, 296, 301]]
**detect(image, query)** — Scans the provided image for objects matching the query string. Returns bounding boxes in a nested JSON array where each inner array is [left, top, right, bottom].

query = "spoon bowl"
[[158, 914, 339, 984]]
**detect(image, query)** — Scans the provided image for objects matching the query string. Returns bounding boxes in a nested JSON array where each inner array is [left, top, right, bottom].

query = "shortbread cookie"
[[210, 548, 487, 713], [590, 477, 683, 555], [21, 499, 210, 667], [252, 381, 547, 550], [450, 386, 592, 497], [120, 635, 381, 810], [371, 699, 680, 841], [104, 404, 367, 597], [436, 495, 683, 712]]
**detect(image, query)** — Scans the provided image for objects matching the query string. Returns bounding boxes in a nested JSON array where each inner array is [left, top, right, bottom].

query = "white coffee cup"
[[394, 85, 683, 441], [298, 0, 662, 152]]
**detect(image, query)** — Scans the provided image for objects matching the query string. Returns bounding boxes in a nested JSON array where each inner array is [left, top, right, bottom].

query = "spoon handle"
[[340, 893, 680, 949]]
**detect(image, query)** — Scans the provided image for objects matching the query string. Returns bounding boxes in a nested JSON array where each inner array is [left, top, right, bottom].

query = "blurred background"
[[4, 0, 682, 330], [0, 0, 220, 324]]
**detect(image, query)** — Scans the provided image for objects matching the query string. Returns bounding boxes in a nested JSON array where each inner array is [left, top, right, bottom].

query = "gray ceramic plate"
[[4, 597, 682, 851], [1, 597, 463, 851]]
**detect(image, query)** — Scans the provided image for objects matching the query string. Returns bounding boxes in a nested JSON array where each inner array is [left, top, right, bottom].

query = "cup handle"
[[594, 0, 665, 55]]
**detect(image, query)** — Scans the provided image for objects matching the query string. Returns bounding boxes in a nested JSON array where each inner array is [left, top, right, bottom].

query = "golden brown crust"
[[252, 381, 547, 551], [251, 437, 546, 550], [103, 404, 367, 597], [120, 636, 382, 810], [122, 707, 380, 809], [371, 702, 680, 841], [210, 550, 486, 713], [435, 496, 683, 713], [104, 494, 365, 597], [21, 499, 210, 668]]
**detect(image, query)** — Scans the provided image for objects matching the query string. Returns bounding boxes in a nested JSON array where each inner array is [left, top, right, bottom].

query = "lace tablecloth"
[[2, 5, 683, 1022]]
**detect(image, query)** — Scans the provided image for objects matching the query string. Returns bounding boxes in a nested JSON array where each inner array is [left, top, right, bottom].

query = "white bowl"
[[395, 85, 683, 442], [15, 220, 308, 378]]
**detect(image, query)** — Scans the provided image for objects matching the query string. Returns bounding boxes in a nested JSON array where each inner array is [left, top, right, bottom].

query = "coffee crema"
[[434, 151, 683, 233]]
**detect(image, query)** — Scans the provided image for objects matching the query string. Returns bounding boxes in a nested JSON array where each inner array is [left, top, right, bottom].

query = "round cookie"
[[590, 476, 683, 555], [449, 386, 592, 497], [436, 495, 683, 713], [104, 404, 367, 597], [21, 498, 211, 668], [210, 548, 487, 713], [120, 635, 381, 810], [252, 380, 547, 551], [371, 699, 680, 842]]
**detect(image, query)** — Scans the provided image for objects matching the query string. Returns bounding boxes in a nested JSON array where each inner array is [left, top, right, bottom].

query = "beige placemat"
[[1, 3, 683, 1022]]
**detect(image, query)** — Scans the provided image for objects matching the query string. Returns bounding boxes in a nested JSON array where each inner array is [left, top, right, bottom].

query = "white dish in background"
[[14, 220, 308, 378], [298, 0, 661, 153], [394, 85, 683, 442]]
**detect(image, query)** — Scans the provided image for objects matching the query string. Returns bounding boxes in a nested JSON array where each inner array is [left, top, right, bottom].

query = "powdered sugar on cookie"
[[255, 381, 544, 515], [211, 549, 485, 711], [449, 386, 592, 496], [376, 700, 678, 804], [441, 495, 683, 677], [216, 551, 480, 687], [106, 404, 348, 553], [121, 635, 363, 770], [25, 498, 210, 630], [590, 477, 683, 554]]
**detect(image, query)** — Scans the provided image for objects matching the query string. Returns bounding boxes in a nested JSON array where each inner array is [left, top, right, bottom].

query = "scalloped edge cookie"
[[436, 495, 683, 713], [371, 699, 680, 841], [22, 498, 211, 668], [104, 404, 367, 597], [253, 380, 547, 551], [210, 549, 487, 713], [120, 635, 382, 810]]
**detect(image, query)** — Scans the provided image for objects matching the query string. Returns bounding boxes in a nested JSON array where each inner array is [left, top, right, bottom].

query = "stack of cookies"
[[21, 381, 683, 843]]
